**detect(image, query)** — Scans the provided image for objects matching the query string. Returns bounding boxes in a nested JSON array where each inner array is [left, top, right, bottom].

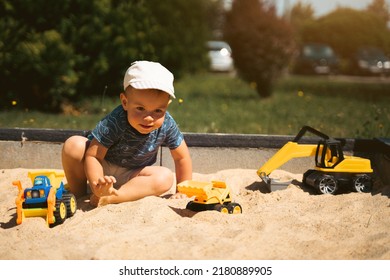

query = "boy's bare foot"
[[89, 194, 99, 207], [169, 192, 188, 199], [90, 194, 110, 207]]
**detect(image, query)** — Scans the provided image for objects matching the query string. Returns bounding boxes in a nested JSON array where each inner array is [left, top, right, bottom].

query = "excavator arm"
[[257, 142, 318, 184], [256, 126, 373, 194], [257, 126, 337, 185]]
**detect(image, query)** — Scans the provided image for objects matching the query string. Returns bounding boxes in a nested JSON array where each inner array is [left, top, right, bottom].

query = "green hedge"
[[0, 0, 218, 111]]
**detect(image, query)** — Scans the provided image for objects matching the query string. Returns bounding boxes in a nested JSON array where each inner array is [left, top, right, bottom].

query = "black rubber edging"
[[0, 127, 388, 155], [0, 128, 294, 148]]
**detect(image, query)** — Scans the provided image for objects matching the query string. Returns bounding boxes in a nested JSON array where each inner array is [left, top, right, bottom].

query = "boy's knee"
[[62, 136, 88, 159], [154, 167, 174, 193]]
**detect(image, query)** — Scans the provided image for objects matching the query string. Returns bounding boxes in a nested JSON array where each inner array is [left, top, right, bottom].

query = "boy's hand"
[[91, 175, 118, 197]]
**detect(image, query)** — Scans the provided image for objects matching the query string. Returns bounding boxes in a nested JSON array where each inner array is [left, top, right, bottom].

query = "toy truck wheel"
[[316, 175, 338, 195], [185, 201, 215, 212], [227, 203, 242, 214], [51, 200, 67, 227], [214, 204, 229, 214], [353, 174, 372, 193], [186, 201, 203, 212], [63, 193, 77, 217]]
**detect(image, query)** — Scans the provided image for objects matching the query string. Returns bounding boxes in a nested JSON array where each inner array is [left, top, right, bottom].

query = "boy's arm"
[[170, 140, 192, 192], [84, 138, 117, 197]]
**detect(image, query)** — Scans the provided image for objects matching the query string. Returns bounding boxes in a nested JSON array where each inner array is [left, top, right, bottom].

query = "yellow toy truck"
[[13, 170, 77, 227], [177, 180, 242, 214], [257, 126, 373, 195]]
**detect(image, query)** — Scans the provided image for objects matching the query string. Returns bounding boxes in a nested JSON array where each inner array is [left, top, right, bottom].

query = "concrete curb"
[[0, 128, 388, 183]]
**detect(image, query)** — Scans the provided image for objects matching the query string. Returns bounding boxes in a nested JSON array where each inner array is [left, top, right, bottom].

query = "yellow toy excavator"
[[257, 126, 373, 195]]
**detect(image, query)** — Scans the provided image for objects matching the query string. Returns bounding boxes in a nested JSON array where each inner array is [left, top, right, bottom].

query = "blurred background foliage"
[[0, 0, 217, 111], [224, 0, 295, 98], [1, 0, 390, 112]]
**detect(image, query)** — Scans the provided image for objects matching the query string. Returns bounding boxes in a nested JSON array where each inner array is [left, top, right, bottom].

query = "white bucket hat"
[[123, 61, 175, 98]]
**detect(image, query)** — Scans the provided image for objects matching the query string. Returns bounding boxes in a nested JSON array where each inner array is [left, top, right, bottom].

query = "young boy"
[[61, 61, 192, 207]]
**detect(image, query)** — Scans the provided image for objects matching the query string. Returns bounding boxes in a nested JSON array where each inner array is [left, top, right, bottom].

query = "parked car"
[[207, 41, 234, 72], [349, 46, 390, 76], [292, 43, 339, 75]]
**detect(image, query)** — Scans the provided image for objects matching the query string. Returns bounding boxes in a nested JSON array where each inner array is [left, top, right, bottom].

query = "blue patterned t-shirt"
[[90, 105, 184, 169]]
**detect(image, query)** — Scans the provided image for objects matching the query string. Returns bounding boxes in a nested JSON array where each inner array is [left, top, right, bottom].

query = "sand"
[[0, 168, 389, 260]]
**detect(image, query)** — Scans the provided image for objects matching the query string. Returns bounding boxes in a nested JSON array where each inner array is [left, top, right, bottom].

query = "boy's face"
[[120, 87, 170, 134]]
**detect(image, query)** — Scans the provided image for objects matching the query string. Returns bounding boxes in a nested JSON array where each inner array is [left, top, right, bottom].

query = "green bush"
[[0, 0, 216, 111]]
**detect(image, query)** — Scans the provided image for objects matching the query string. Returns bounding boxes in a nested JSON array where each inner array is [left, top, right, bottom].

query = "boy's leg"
[[95, 166, 174, 206], [61, 135, 89, 198]]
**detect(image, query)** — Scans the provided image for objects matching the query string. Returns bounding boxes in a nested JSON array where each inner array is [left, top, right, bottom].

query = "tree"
[[366, 0, 390, 25], [224, 0, 295, 98], [301, 8, 390, 60], [289, 1, 315, 44]]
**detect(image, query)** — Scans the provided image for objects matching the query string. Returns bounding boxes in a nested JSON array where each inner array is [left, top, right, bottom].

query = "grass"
[[1, 73, 389, 139]]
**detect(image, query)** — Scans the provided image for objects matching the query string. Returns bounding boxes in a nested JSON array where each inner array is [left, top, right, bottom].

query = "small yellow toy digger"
[[257, 126, 373, 195], [13, 169, 77, 227], [177, 180, 242, 214]]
